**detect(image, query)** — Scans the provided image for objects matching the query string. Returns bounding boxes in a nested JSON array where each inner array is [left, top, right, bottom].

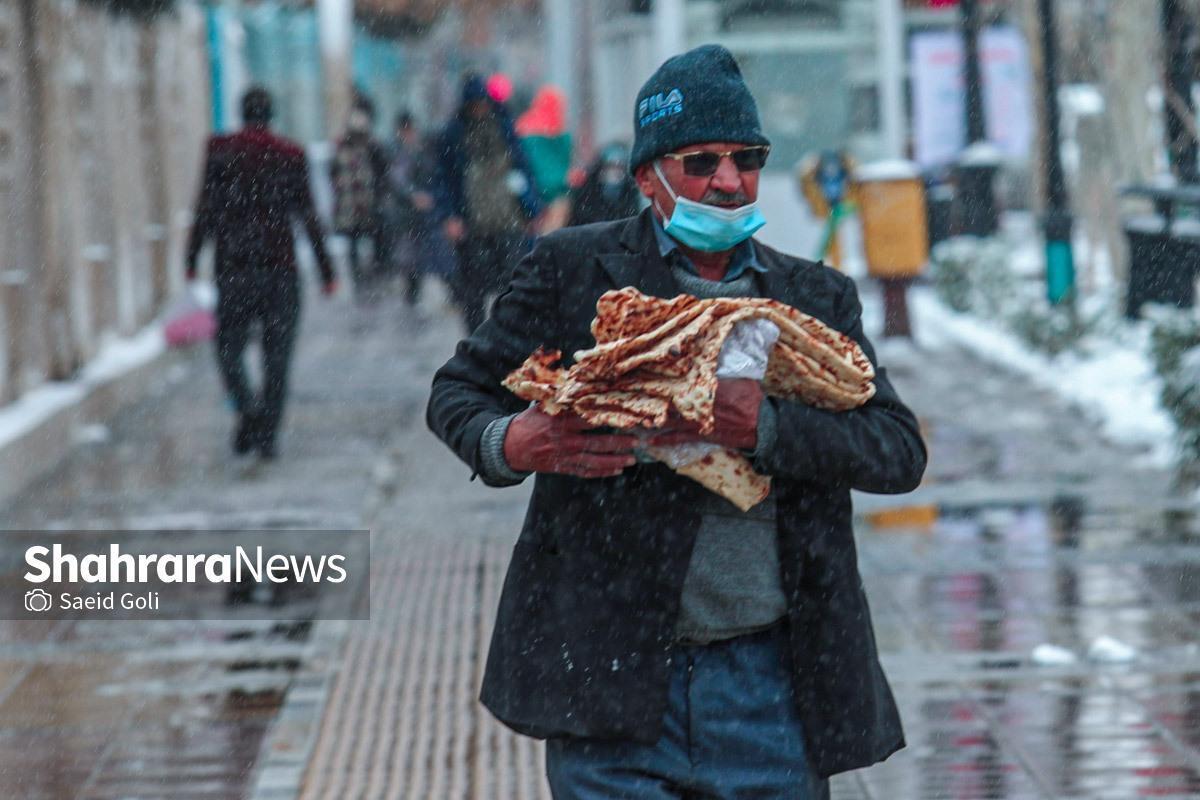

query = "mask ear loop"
[[651, 160, 678, 220]]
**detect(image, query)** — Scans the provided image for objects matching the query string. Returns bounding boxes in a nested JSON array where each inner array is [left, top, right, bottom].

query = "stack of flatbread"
[[503, 287, 876, 510]]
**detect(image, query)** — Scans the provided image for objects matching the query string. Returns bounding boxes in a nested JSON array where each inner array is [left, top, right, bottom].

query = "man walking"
[[186, 86, 336, 460], [434, 74, 540, 333], [428, 46, 926, 797]]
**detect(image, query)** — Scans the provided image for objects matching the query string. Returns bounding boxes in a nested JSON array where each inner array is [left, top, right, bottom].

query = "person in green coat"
[[517, 85, 573, 233]]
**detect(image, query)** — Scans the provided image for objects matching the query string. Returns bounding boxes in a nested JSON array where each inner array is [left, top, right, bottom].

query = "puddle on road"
[[859, 495, 1200, 796]]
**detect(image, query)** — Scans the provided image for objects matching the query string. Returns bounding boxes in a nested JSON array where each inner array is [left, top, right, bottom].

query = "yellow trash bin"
[[855, 161, 929, 279]]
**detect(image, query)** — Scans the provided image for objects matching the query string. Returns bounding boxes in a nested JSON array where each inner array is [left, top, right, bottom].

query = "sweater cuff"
[[750, 397, 778, 465], [478, 414, 532, 486]]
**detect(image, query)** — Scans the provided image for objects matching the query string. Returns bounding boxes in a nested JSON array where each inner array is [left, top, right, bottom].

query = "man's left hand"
[[649, 378, 762, 451]]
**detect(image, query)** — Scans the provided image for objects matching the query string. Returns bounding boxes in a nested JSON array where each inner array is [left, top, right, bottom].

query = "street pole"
[[1038, 0, 1074, 306], [962, 0, 986, 144], [876, 0, 907, 160], [1162, 0, 1199, 184], [654, 0, 685, 63], [956, 0, 999, 236], [205, 3, 224, 132], [317, 0, 353, 141]]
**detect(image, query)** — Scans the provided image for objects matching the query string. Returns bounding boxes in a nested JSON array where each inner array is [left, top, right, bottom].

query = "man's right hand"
[[443, 216, 465, 243], [504, 408, 638, 479]]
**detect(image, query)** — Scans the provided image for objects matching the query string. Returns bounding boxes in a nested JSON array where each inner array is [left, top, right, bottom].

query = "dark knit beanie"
[[630, 44, 769, 172]]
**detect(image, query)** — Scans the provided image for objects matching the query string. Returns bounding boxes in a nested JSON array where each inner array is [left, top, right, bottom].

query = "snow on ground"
[[905, 285, 1174, 468]]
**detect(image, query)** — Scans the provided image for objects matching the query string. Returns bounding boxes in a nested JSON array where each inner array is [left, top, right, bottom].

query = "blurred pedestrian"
[[434, 74, 540, 333], [517, 85, 573, 233], [568, 142, 641, 226], [332, 97, 389, 302], [185, 86, 337, 460], [382, 111, 437, 306], [428, 44, 926, 798], [796, 149, 857, 268]]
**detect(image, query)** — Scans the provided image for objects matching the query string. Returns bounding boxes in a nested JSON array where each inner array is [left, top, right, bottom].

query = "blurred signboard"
[[910, 26, 1033, 167]]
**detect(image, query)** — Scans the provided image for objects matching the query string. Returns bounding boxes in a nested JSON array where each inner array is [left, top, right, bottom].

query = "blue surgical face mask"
[[653, 161, 766, 252]]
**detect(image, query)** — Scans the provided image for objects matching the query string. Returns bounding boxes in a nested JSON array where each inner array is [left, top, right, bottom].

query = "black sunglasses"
[[662, 145, 770, 177]]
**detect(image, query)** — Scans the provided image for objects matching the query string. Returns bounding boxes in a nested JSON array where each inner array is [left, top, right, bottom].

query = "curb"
[[0, 328, 186, 506]]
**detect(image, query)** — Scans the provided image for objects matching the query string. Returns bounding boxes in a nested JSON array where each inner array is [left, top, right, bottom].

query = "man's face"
[[634, 141, 761, 221]]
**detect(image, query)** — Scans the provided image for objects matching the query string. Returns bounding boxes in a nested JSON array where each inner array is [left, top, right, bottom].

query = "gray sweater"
[[478, 264, 786, 645]]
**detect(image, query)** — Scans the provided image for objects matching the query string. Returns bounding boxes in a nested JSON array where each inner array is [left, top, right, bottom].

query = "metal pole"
[[654, 0, 686, 63], [1038, 0, 1075, 306], [955, 0, 998, 236], [961, 0, 986, 143], [1162, 0, 1199, 183], [206, 3, 224, 131], [876, 0, 907, 159]]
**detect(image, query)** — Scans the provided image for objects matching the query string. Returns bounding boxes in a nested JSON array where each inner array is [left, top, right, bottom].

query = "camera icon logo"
[[24, 589, 52, 613]]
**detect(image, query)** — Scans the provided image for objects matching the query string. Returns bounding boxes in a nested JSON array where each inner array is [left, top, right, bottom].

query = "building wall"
[[0, 0, 211, 405]]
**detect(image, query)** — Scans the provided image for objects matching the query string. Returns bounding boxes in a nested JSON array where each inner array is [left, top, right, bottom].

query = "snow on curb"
[[0, 325, 166, 451], [907, 285, 1175, 467]]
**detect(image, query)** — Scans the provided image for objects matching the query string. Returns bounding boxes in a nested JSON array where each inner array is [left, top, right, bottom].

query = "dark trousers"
[[452, 232, 525, 333], [215, 269, 301, 448]]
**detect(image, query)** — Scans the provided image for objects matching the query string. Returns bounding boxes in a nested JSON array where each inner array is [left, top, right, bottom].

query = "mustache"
[[700, 188, 750, 205]]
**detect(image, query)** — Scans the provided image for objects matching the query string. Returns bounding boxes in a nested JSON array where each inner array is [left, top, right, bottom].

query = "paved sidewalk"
[[0, 276, 429, 799]]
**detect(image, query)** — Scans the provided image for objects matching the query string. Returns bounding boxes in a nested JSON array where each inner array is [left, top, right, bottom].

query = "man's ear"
[[633, 163, 657, 199]]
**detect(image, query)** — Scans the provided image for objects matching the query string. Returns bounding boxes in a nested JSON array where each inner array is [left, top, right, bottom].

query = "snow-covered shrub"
[[1005, 303, 1103, 357], [1165, 345, 1200, 474], [1146, 304, 1200, 378], [1146, 306, 1200, 476], [930, 236, 1016, 317]]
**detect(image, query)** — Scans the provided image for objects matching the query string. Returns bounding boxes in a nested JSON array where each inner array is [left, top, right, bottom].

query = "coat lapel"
[[596, 210, 679, 300], [751, 241, 797, 307]]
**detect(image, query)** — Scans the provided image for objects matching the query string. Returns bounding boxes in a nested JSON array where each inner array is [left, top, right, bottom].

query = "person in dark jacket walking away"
[[427, 46, 927, 798], [568, 142, 642, 227], [332, 98, 389, 303], [382, 111, 437, 306], [434, 74, 540, 333], [186, 86, 337, 460]]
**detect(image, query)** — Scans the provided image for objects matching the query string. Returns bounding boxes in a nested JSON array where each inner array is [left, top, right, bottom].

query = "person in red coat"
[[185, 86, 337, 460]]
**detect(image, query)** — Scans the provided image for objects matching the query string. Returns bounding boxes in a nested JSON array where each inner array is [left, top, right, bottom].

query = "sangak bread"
[[501, 288, 876, 509]]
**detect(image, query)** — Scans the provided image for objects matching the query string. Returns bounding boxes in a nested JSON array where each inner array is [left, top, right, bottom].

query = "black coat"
[[426, 210, 927, 777], [186, 126, 333, 284]]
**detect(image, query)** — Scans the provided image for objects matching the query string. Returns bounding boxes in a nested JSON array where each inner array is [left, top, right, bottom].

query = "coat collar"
[[597, 210, 678, 299], [603, 208, 796, 304]]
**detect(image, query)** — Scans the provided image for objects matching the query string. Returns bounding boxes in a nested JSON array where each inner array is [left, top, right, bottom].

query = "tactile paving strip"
[[299, 536, 551, 800]]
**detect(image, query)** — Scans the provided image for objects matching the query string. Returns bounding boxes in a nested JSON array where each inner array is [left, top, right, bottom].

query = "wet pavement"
[[2, 266, 1199, 798], [0, 272, 424, 798]]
